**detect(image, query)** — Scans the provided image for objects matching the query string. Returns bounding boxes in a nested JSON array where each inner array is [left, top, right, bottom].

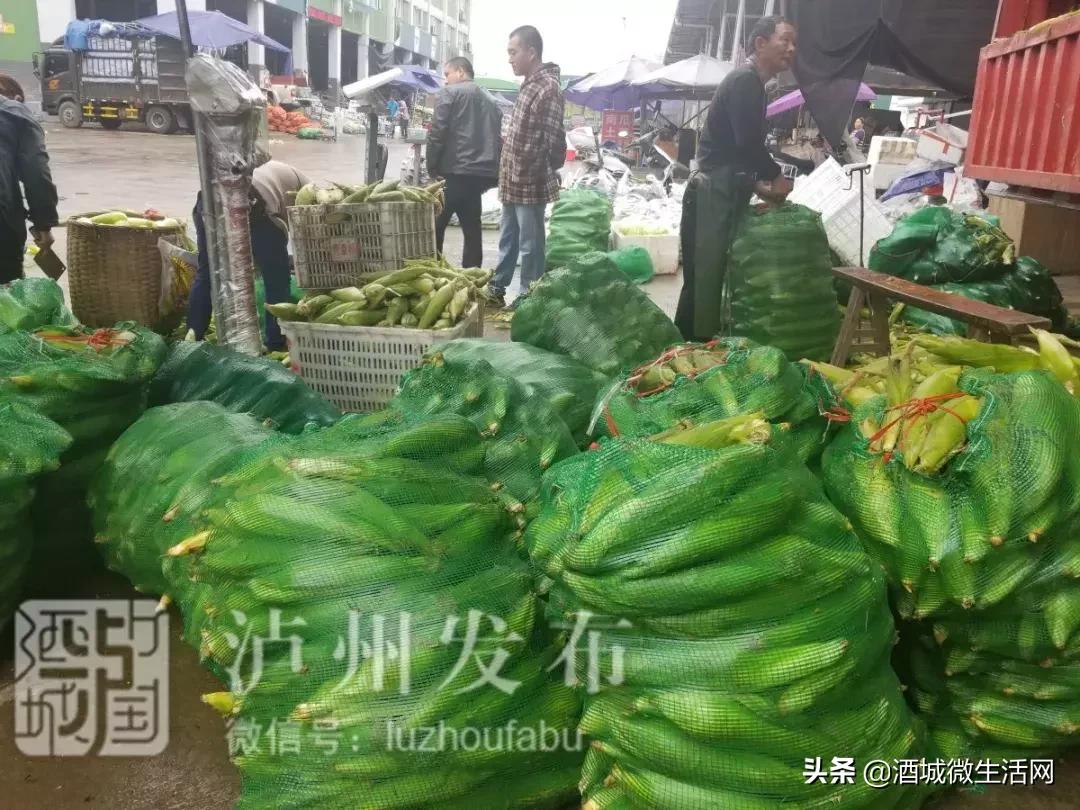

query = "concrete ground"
[[3, 121, 1078, 809]]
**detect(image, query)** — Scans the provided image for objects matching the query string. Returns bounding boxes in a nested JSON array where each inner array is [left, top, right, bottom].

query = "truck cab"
[[34, 49, 79, 125]]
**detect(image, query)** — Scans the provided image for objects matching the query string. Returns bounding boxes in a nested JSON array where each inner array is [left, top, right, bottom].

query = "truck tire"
[[58, 100, 83, 129], [100, 118, 122, 130], [145, 106, 176, 135]]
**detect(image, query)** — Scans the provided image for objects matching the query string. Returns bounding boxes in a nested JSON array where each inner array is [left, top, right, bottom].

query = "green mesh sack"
[[0, 277, 77, 334], [390, 356, 580, 506], [526, 422, 927, 809], [899, 279, 1013, 336], [607, 246, 654, 285], [1005, 256, 1069, 331], [140, 415, 582, 808], [0, 323, 168, 588], [545, 188, 613, 271], [90, 402, 277, 597], [589, 338, 832, 464], [869, 207, 1014, 286], [822, 369, 1080, 620], [429, 338, 610, 444], [0, 400, 71, 630], [724, 203, 841, 362], [512, 253, 682, 377], [149, 342, 341, 434]]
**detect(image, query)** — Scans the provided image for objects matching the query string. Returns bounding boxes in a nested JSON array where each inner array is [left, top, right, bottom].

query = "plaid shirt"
[[499, 63, 566, 205]]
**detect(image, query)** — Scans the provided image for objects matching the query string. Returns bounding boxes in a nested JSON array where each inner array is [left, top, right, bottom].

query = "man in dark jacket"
[[427, 57, 503, 269], [0, 75, 59, 283]]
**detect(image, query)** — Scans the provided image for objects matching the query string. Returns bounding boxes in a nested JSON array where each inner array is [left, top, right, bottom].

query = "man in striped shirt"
[[490, 25, 566, 308]]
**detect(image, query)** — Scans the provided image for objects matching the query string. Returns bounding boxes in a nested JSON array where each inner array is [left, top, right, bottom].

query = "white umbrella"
[[632, 54, 736, 98], [565, 56, 663, 110]]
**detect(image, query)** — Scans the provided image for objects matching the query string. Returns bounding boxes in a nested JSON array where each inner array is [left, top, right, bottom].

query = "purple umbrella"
[[767, 83, 876, 118], [136, 10, 289, 52]]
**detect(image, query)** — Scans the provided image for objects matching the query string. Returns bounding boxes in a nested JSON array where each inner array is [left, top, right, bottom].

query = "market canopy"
[[767, 83, 876, 118], [632, 54, 735, 100], [790, 0, 997, 149], [136, 10, 289, 52], [564, 56, 662, 110]]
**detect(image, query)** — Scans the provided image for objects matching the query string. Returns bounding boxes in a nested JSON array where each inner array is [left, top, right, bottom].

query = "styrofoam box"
[[612, 230, 680, 275], [281, 303, 483, 413], [868, 135, 917, 166], [915, 124, 968, 167], [788, 157, 894, 267]]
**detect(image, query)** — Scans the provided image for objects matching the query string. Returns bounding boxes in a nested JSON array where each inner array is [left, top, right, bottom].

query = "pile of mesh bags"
[[430, 338, 610, 445], [0, 400, 71, 630], [870, 208, 1069, 334], [545, 188, 613, 271], [93, 409, 584, 809], [512, 253, 682, 377], [724, 203, 841, 363], [822, 339, 1080, 757], [526, 418, 926, 809], [150, 342, 341, 434], [589, 338, 832, 464], [0, 322, 167, 585]]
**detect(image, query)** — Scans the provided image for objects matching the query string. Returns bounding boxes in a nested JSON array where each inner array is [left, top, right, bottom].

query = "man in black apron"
[[675, 16, 798, 342]]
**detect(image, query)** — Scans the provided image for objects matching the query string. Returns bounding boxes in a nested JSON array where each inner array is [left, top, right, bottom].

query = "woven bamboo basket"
[[66, 211, 186, 328]]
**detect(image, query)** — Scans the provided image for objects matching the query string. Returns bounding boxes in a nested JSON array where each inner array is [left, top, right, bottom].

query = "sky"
[[468, 0, 681, 81]]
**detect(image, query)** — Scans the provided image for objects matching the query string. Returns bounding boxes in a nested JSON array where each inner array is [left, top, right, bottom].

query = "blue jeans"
[[492, 202, 547, 297], [188, 194, 292, 350]]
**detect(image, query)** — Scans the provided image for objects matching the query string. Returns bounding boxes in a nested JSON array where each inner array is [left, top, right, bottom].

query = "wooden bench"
[[831, 266, 1052, 366]]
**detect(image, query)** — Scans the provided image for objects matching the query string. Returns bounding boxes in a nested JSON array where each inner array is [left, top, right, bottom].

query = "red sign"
[[600, 110, 634, 148], [308, 7, 342, 26]]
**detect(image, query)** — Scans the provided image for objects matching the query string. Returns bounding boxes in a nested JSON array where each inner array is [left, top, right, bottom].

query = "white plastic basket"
[[287, 201, 437, 290], [280, 303, 483, 412], [788, 157, 894, 267]]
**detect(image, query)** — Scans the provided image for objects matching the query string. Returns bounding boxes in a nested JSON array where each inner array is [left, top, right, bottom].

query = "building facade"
[[0, 0, 470, 98]]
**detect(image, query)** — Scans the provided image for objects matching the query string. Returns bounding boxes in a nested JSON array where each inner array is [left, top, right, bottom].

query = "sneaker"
[[486, 291, 506, 309]]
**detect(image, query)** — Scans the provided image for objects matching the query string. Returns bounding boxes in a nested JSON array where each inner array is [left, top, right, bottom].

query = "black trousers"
[[435, 174, 495, 269], [0, 224, 25, 283]]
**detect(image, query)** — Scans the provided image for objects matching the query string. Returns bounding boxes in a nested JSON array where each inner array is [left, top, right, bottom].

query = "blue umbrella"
[[136, 10, 289, 52]]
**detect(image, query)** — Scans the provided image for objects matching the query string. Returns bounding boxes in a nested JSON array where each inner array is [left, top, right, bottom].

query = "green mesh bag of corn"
[[823, 367, 1080, 617], [389, 356, 580, 507], [589, 337, 832, 464], [723, 203, 841, 362], [0, 277, 76, 334], [90, 402, 278, 597], [429, 338, 610, 445], [0, 322, 167, 588], [545, 187, 613, 271], [149, 342, 341, 434], [511, 253, 682, 377], [106, 414, 584, 808], [0, 400, 71, 630], [526, 416, 927, 809]]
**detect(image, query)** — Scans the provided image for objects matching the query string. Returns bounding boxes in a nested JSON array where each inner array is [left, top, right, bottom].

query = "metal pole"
[[366, 112, 380, 183]]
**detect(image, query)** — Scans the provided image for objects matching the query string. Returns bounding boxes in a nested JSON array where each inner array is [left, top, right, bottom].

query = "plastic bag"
[[724, 203, 841, 362], [158, 238, 198, 321], [512, 253, 682, 377], [607, 246, 654, 285], [545, 188, 613, 271], [148, 342, 342, 434], [869, 207, 1013, 285]]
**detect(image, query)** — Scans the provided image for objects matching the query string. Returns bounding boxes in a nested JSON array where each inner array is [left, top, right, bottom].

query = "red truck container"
[[966, 1, 1080, 194]]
